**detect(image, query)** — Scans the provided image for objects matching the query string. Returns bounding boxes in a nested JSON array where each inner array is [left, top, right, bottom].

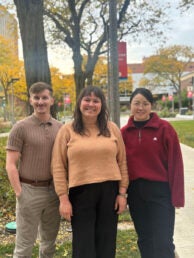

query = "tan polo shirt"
[[6, 114, 62, 181]]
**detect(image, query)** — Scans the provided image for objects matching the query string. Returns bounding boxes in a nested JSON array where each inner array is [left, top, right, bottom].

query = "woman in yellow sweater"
[[52, 86, 129, 258]]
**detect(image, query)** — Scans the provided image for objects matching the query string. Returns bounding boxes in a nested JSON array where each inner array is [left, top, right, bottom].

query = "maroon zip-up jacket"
[[121, 112, 184, 207]]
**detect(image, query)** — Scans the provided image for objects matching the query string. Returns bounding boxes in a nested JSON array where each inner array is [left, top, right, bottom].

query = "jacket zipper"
[[138, 129, 142, 143]]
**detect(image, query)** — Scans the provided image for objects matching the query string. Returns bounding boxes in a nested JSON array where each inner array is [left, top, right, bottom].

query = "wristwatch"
[[118, 193, 128, 198]]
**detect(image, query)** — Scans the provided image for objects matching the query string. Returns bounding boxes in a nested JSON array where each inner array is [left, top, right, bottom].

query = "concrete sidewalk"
[[0, 132, 9, 138], [174, 143, 194, 258]]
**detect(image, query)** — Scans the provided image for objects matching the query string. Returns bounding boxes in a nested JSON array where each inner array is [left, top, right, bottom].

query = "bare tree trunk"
[[72, 47, 86, 98], [74, 72, 85, 98], [14, 0, 52, 114]]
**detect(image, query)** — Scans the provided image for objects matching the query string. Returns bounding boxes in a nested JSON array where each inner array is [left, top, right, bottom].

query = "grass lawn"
[[0, 229, 140, 258], [0, 210, 140, 257], [169, 120, 194, 148]]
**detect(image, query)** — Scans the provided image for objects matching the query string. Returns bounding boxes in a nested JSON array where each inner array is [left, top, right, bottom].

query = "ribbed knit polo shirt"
[[52, 121, 129, 196], [6, 114, 62, 181]]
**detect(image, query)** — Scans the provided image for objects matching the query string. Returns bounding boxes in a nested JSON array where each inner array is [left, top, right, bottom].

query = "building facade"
[[128, 61, 194, 95], [0, 5, 18, 57]]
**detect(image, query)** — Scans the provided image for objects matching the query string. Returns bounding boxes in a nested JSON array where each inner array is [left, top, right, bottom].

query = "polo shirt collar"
[[31, 114, 52, 126]]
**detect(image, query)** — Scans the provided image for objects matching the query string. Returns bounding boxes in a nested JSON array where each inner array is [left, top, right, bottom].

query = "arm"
[[166, 127, 184, 207], [51, 125, 69, 196], [59, 194, 73, 222], [111, 122, 129, 213], [115, 186, 128, 214], [52, 125, 72, 220], [6, 150, 21, 197]]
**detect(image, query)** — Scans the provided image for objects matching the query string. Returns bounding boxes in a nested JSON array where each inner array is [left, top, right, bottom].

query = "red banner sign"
[[64, 95, 71, 104], [187, 91, 193, 98]]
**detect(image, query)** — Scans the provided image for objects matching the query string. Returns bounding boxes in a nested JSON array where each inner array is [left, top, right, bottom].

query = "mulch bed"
[[0, 216, 72, 246], [0, 215, 133, 246]]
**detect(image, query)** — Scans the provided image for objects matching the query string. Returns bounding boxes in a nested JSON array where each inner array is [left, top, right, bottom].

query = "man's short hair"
[[29, 82, 53, 96]]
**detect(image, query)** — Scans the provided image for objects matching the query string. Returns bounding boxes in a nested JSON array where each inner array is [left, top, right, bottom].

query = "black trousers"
[[128, 179, 175, 258], [69, 181, 118, 258]]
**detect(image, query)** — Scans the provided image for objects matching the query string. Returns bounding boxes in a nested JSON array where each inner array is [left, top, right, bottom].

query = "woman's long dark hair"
[[72, 86, 110, 137]]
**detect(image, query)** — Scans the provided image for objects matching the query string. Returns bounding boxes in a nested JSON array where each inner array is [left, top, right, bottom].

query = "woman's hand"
[[59, 194, 73, 222], [115, 195, 127, 214]]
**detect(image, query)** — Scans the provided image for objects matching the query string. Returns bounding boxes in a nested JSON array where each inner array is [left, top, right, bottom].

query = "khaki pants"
[[13, 183, 60, 258]]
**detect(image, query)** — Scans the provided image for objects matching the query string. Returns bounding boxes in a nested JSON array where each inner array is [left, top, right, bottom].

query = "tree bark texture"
[[14, 0, 51, 91]]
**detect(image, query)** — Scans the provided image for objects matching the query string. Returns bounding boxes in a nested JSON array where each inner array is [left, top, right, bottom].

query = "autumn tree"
[[92, 56, 108, 90], [0, 35, 25, 120], [50, 66, 76, 108], [4, 0, 171, 102], [142, 45, 194, 108], [13, 62, 28, 103], [13, 0, 51, 95], [92, 56, 132, 94], [43, 0, 170, 98]]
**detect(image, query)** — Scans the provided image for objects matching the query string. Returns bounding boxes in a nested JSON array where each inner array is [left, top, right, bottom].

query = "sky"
[[18, 1, 194, 75], [126, 2, 194, 64]]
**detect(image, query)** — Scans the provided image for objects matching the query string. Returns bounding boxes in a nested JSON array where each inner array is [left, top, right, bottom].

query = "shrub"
[[120, 105, 129, 112], [0, 122, 11, 133], [157, 108, 176, 118]]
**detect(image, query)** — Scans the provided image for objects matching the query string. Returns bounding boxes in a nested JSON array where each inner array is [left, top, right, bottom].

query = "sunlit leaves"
[[144, 45, 194, 79], [142, 44, 194, 107], [50, 67, 76, 107], [0, 36, 13, 65]]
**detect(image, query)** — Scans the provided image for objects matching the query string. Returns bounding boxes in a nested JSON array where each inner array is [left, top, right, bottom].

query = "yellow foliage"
[[93, 56, 107, 88], [119, 68, 133, 94], [0, 36, 15, 65], [50, 67, 76, 107], [144, 45, 194, 77], [93, 56, 133, 94], [0, 35, 26, 106]]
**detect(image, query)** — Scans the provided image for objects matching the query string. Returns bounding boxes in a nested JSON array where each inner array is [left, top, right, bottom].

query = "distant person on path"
[[121, 88, 184, 258], [52, 86, 129, 258], [6, 82, 62, 258]]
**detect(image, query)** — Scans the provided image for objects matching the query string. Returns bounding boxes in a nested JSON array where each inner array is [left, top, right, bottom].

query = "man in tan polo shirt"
[[6, 82, 62, 258]]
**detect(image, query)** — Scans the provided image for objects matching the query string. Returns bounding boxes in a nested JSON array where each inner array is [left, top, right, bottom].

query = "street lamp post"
[[108, 0, 120, 127], [8, 78, 19, 125]]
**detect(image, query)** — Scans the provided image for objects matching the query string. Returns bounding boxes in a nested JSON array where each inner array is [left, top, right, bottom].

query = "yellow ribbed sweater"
[[51, 120, 129, 196]]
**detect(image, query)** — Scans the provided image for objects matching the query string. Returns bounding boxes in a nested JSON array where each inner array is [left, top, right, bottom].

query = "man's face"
[[30, 89, 54, 115]]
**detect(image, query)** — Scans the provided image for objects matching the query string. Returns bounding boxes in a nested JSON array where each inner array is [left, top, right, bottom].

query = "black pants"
[[69, 181, 118, 258], [128, 179, 175, 258]]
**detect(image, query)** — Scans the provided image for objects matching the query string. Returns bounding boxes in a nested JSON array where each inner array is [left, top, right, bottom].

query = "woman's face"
[[80, 92, 102, 120], [130, 93, 152, 121]]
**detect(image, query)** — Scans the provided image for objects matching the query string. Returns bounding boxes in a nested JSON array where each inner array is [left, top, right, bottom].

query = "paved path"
[[174, 143, 194, 258], [0, 132, 9, 138]]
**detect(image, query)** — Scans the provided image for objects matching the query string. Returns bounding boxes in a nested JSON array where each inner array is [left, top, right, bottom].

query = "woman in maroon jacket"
[[121, 88, 184, 258]]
